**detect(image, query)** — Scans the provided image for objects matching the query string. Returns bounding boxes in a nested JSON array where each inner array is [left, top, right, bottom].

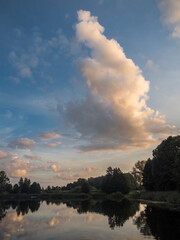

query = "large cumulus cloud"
[[59, 10, 173, 152]]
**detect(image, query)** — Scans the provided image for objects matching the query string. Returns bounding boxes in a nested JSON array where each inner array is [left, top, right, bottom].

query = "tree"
[[131, 160, 146, 189], [124, 173, 137, 191], [151, 136, 180, 190], [88, 176, 104, 189], [142, 136, 180, 191], [81, 181, 91, 193], [106, 166, 113, 176], [172, 147, 180, 190], [19, 178, 31, 193], [46, 186, 52, 193], [0, 171, 10, 193], [6, 183, 12, 193], [18, 177, 24, 192], [102, 167, 130, 194], [13, 184, 20, 193], [142, 159, 153, 190], [30, 182, 41, 194]]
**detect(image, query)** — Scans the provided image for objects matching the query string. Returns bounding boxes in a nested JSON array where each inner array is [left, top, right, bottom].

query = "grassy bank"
[[127, 190, 180, 209]]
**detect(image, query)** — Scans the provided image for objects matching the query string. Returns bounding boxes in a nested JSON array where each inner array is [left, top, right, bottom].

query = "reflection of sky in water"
[[0, 201, 156, 240]]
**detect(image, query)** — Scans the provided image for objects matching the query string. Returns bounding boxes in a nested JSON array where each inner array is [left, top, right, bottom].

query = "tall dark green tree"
[[124, 173, 137, 190], [142, 159, 153, 190], [171, 146, 180, 191], [18, 178, 31, 193], [81, 181, 91, 193], [30, 182, 41, 194], [0, 171, 10, 193], [143, 136, 180, 191], [102, 167, 130, 194], [13, 183, 20, 193], [152, 136, 180, 190]]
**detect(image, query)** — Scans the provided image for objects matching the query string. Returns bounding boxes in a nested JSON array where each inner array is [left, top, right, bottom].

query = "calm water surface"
[[0, 199, 179, 240]]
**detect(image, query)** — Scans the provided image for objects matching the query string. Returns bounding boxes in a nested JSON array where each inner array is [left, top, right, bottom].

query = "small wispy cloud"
[[9, 27, 79, 83], [83, 167, 102, 173], [145, 60, 159, 72], [38, 131, 60, 141], [14, 28, 22, 36], [159, 0, 180, 39], [56, 173, 86, 181], [46, 142, 61, 147], [9, 51, 34, 79], [23, 154, 41, 161]]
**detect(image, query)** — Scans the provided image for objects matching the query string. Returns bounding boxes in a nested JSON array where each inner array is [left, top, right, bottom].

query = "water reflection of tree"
[[101, 200, 139, 229], [0, 203, 7, 221], [63, 199, 139, 229], [133, 208, 152, 236], [133, 205, 180, 240], [16, 201, 40, 215], [0, 200, 41, 221]]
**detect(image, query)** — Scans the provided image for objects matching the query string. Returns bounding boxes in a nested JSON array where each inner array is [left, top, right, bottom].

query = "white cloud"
[[59, 10, 173, 152], [8, 138, 37, 150], [159, 0, 180, 38], [38, 131, 60, 141]]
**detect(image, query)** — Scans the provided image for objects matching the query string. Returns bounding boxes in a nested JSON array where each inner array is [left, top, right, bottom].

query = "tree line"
[[0, 135, 180, 195], [0, 174, 42, 194]]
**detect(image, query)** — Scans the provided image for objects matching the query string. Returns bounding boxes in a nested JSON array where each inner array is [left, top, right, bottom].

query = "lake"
[[0, 199, 179, 240]]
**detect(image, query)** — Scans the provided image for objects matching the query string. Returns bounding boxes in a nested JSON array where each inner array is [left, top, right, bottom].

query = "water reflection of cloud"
[[0, 201, 157, 240], [17, 231, 37, 239], [83, 214, 103, 222], [48, 215, 72, 227], [49, 216, 60, 227], [0, 211, 25, 240]]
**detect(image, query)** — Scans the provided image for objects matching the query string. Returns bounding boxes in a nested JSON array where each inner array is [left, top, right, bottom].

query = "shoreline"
[[1, 191, 180, 211]]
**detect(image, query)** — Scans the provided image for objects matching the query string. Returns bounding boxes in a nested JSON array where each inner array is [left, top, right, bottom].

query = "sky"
[[0, 0, 180, 187]]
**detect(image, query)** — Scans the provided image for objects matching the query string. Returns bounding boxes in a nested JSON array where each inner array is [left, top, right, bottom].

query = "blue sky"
[[0, 0, 180, 186]]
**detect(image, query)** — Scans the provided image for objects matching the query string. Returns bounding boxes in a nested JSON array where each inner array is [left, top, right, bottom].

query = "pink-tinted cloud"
[[38, 131, 60, 141], [8, 138, 37, 150], [23, 154, 41, 161], [51, 164, 62, 173], [0, 152, 31, 178], [0, 150, 8, 159]]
